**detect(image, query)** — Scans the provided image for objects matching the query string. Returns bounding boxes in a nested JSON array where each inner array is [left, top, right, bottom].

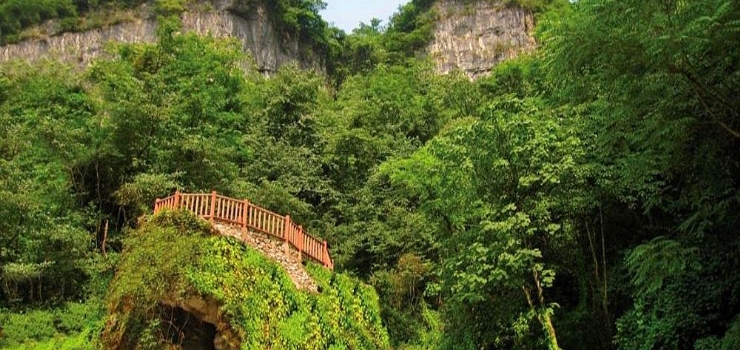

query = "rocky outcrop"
[[428, 0, 536, 79], [0, 1, 320, 73]]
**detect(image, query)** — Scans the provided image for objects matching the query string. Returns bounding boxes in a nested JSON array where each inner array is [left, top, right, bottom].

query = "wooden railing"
[[154, 191, 333, 269]]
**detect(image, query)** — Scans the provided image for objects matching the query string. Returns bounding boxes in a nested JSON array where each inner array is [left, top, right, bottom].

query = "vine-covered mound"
[[102, 210, 390, 350]]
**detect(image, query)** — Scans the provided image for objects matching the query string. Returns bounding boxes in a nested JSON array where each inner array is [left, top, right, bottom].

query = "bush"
[[0, 301, 103, 349]]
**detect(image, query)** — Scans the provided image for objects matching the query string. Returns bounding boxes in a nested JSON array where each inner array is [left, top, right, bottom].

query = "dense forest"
[[1, 0, 740, 349]]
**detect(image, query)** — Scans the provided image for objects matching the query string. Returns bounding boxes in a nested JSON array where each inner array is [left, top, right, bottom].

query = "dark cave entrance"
[[161, 305, 217, 350]]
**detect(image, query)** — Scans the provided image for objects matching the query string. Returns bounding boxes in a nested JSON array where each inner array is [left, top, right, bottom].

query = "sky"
[[320, 0, 410, 32]]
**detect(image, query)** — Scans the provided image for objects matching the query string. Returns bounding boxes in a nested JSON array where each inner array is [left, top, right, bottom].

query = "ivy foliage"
[[103, 210, 390, 349]]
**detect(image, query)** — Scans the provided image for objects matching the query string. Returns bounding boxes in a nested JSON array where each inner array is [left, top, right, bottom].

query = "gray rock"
[[428, 0, 536, 79]]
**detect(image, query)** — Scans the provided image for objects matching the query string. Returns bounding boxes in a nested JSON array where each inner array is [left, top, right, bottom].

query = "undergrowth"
[[0, 300, 105, 349]]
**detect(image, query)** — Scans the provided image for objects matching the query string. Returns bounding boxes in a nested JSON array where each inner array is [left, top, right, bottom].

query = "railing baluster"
[[322, 241, 328, 267], [198, 195, 204, 216], [256, 209, 260, 230], [199, 195, 204, 216], [198, 195, 203, 216], [270, 212, 274, 234], [209, 191, 216, 222], [242, 200, 248, 229], [258, 209, 263, 230], [227, 199, 231, 222], [217, 196, 222, 220], [202, 194, 207, 216], [246, 202, 252, 228]]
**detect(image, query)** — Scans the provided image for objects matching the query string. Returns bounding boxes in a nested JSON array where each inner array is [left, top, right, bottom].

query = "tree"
[[382, 96, 585, 348], [541, 0, 740, 347]]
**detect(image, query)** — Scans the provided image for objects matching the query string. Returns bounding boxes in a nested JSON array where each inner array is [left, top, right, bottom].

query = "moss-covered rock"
[[102, 210, 390, 349]]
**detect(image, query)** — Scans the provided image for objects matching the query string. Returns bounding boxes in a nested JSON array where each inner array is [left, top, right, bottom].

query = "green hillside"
[[102, 209, 388, 350]]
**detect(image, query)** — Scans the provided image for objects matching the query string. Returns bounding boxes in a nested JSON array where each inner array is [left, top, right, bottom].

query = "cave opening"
[[161, 305, 218, 350]]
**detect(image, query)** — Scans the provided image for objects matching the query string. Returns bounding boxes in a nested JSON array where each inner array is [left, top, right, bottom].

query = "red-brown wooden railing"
[[154, 191, 333, 269]]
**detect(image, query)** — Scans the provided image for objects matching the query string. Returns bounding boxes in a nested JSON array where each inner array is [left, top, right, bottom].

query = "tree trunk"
[[523, 268, 561, 350]]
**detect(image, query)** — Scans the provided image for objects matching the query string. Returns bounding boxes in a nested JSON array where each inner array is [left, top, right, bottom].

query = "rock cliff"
[[428, 0, 537, 79], [0, 1, 320, 73]]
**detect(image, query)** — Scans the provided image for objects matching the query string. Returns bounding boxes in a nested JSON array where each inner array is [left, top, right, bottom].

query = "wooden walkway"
[[154, 191, 333, 269]]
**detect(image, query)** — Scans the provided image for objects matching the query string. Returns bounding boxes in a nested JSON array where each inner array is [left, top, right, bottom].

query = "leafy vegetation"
[[0, 301, 103, 349], [103, 209, 389, 349], [2, 0, 740, 349]]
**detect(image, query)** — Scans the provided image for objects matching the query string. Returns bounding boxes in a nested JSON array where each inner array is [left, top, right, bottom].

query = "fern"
[[625, 237, 699, 297]]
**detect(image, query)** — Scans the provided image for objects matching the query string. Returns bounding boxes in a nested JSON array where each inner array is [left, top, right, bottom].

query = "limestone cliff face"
[[428, 0, 536, 79], [0, 1, 320, 73]]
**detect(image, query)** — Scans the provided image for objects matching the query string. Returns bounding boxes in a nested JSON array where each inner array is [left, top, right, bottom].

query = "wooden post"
[[296, 228, 302, 263], [174, 190, 181, 209], [209, 191, 217, 222], [323, 240, 329, 268], [154, 198, 160, 213], [241, 199, 249, 230], [282, 215, 290, 256], [284, 215, 291, 243], [298, 226, 304, 255]]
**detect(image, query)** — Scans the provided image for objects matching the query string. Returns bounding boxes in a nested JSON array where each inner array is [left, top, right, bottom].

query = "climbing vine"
[[103, 210, 390, 349]]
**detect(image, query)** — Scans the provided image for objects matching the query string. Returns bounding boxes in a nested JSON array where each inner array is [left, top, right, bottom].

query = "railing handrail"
[[154, 191, 333, 269]]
